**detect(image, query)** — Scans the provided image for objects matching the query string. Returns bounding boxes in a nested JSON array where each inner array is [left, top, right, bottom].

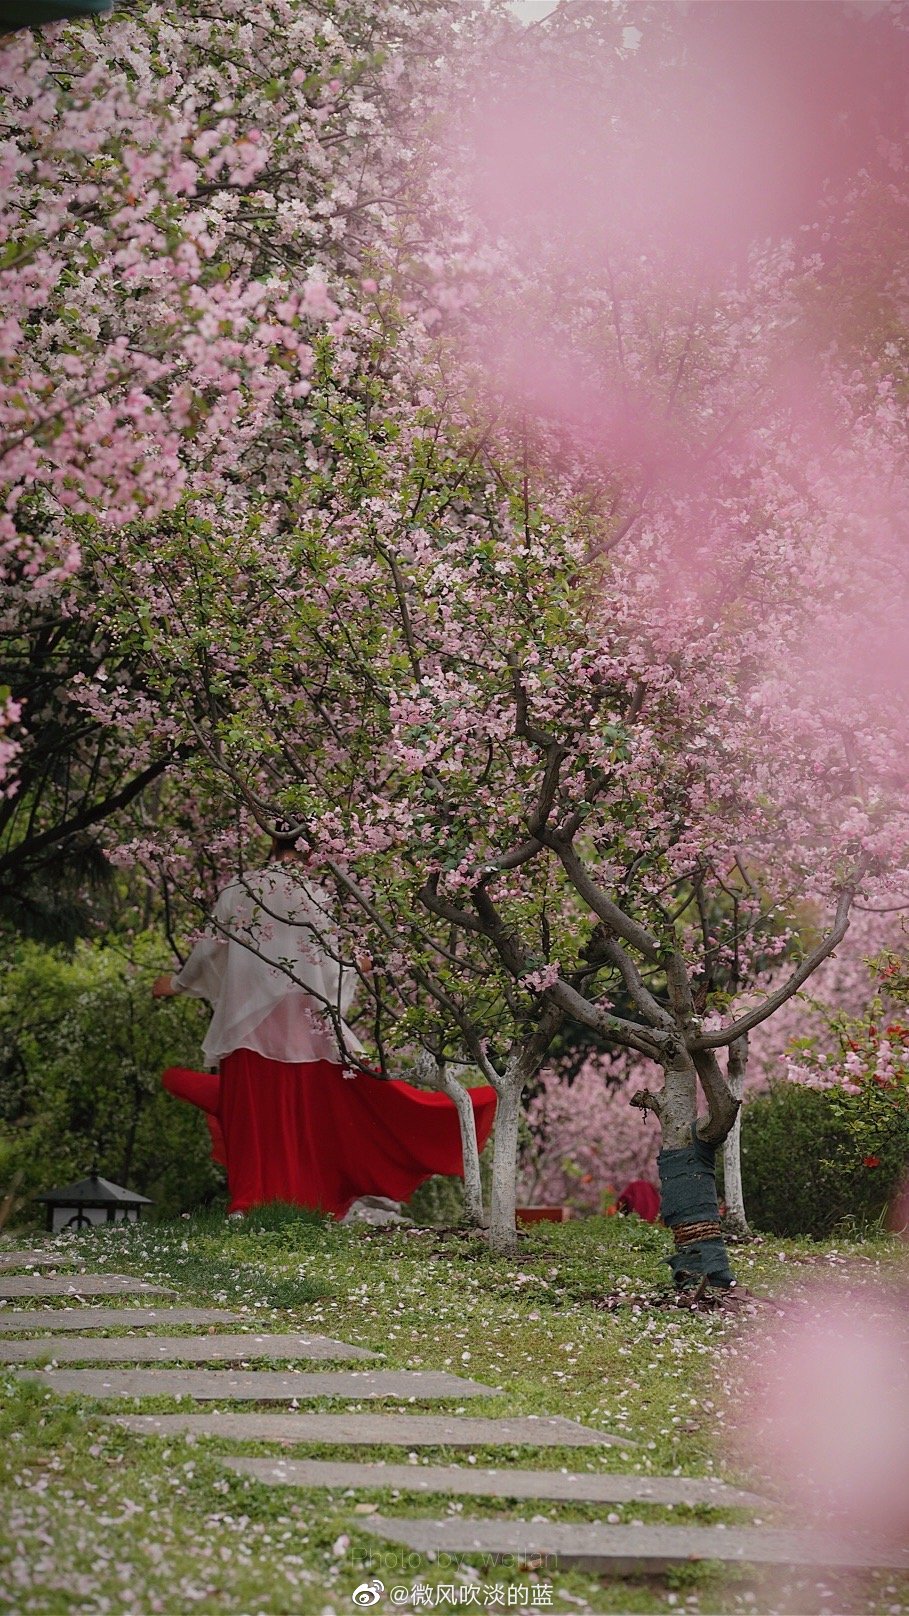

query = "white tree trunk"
[[438, 1065, 486, 1227], [721, 1034, 750, 1237], [488, 1080, 522, 1255]]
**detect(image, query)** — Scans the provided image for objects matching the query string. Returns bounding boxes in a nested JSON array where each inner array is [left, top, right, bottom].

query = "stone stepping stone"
[[20, 1367, 496, 1401], [0, 1274, 173, 1299], [0, 1332, 374, 1364], [0, 1308, 243, 1333], [362, 1517, 909, 1572], [109, 1412, 623, 1447], [0, 1250, 77, 1270], [224, 1457, 763, 1509]]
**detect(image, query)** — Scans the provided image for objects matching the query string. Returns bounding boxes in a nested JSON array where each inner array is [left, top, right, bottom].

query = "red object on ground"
[[516, 1206, 570, 1224], [616, 1179, 661, 1222], [162, 1053, 497, 1217]]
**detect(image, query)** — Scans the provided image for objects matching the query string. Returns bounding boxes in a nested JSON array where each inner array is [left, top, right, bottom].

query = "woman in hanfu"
[[154, 836, 496, 1217]]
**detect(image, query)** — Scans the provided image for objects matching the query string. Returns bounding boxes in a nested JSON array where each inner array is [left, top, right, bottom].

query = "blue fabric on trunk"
[[1, 1, 111, 26], [658, 1126, 734, 1288]]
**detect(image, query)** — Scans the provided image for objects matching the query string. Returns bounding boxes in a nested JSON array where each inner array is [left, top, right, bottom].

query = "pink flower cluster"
[[0, 0, 494, 786]]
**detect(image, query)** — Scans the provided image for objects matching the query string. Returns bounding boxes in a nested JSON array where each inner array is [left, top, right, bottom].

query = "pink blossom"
[[519, 1056, 660, 1212]]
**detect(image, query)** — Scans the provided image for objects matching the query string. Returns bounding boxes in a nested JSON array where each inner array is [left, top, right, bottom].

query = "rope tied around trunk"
[[672, 1218, 722, 1247]]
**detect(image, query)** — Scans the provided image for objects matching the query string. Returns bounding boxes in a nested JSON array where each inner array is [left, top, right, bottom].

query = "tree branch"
[[509, 656, 559, 750], [503, 1000, 564, 1087], [545, 833, 662, 963], [544, 975, 663, 1057], [0, 754, 174, 877], [600, 935, 673, 1030], [691, 1048, 739, 1146], [694, 863, 869, 1049], [469, 882, 662, 1058], [419, 873, 487, 933]]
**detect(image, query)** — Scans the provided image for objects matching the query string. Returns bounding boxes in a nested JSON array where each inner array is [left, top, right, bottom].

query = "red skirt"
[[162, 1051, 497, 1217]]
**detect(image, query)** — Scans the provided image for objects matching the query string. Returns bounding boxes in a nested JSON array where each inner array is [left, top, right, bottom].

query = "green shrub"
[[741, 1080, 908, 1238], [406, 1143, 494, 1226], [406, 1172, 469, 1226], [0, 937, 223, 1222]]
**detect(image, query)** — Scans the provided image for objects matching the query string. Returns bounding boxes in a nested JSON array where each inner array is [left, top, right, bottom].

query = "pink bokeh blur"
[[728, 1282, 909, 1551], [435, 0, 909, 735], [467, 3, 908, 264]]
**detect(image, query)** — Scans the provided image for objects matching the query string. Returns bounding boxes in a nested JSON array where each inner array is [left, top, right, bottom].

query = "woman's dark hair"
[[271, 831, 301, 852], [268, 817, 310, 857]]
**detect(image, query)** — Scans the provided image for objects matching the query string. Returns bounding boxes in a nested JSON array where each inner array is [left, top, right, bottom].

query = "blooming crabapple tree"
[[9, 1, 909, 1269], [392, 0, 909, 1257], [0, 0, 495, 790], [92, 274, 909, 1261], [68, 22, 909, 1245]]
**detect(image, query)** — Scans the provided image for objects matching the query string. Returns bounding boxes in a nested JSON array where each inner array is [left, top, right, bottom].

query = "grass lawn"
[[1, 1207, 906, 1616]]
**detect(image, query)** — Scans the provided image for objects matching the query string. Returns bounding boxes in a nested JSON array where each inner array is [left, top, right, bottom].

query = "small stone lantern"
[[35, 1172, 152, 1234]]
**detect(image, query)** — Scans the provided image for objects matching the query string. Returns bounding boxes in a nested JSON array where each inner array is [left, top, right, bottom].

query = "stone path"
[[0, 1274, 173, 1299], [0, 1307, 243, 1332], [362, 1517, 909, 1574], [224, 1457, 762, 1508], [109, 1412, 616, 1446], [0, 1332, 375, 1363], [18, 1367, 495, 1400], [12, 1243, 908, 1581], [0, 1250, 77, 1270]]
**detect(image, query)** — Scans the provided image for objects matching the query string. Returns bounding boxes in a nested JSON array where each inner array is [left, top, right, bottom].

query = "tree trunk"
[[721, 1034, 750, 1238], [438, 1066, 486, 1228], [488, 1080, 522, 1255], [638, 1050, 737, 1291], [658, 1050, 699, 1149]]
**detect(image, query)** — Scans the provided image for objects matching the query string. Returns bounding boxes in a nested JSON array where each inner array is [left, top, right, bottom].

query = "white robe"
[[173, 865, 363, 1068]]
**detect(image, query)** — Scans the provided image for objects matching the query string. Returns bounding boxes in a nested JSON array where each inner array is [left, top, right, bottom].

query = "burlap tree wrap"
[[657, 1127, 734, 1288]]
